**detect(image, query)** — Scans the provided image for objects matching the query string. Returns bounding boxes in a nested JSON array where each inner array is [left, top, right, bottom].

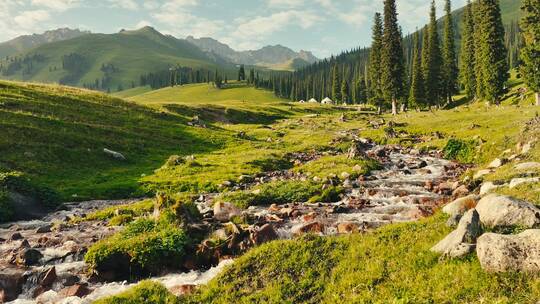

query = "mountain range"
[[185, 36, 318, 70]]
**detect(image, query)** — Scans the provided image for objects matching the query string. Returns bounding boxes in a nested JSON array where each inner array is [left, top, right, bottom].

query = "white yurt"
[[321, 97, 333, 104], [308, 98, 318, 103]]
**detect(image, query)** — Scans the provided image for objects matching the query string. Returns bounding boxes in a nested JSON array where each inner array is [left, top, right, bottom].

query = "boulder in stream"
[[213, 202, 242, 222], [442, 195, 479, 217]]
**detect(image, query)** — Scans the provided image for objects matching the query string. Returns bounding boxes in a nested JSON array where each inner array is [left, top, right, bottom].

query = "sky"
[[0, 0, 468, 58]]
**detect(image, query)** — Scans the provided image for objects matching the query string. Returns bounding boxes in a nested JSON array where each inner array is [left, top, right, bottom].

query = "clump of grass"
[[293, 155, 379, 180], [85, 216, 191, 279], [94, 280, 179, 304], [80, 199, 154, 222], [443, 138, 478, 163], [219, 180, 343, 209]]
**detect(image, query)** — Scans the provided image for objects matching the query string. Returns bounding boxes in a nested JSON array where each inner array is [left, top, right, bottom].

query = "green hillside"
[[0, 27, 224, 92], [0, 80, 231, 200]]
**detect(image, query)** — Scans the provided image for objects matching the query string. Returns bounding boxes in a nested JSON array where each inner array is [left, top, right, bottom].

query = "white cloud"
[[267, 0, 305, 8], [13, 9, 51, 30], [224, 10, 319, 50], [134, 20, 153, 29], [31, 0, 79, 12], [109, 0, 139, 10]]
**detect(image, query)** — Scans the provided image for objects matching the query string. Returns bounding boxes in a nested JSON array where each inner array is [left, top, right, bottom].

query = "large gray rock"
[[442, 195, 480, 217], [479, 181, 506, 196], [477, 230, 540, 273], [476, 194, 540, 229], [431, 209, 483, 258], [213, 202, 242, 222]]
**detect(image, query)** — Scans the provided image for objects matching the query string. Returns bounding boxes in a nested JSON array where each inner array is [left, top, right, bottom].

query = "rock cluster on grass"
[[434, 193, 540, 273]]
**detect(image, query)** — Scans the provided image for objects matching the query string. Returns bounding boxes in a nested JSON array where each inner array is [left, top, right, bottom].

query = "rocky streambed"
[[0, 142, 467, 303]]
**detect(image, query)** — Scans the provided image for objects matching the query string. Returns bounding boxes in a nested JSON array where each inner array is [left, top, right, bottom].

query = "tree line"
[[251, 0, 538, 110]]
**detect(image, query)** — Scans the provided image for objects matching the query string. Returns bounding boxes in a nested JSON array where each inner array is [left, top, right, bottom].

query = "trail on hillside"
[[0, 141, 465, 303]]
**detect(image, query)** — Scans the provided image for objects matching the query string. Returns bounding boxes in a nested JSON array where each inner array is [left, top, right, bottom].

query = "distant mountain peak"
[[185, 36, 318, 70]]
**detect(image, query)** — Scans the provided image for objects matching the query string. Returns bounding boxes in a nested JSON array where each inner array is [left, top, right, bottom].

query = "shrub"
[[94, 280, 179, 304], [248, 155, 293, 171], [0, 190, 14, 222], [81, 200, 154, 222], [0, 171, 60, 208], [443, 139, 477, 163], [85, 218, 190, 279], [108, 214, 134, 226]]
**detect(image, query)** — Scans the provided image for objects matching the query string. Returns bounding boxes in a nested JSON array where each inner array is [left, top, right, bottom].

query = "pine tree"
[[238, 65, 245, 81], [341, 79, 349, 103], [520, 0, 540, 105], [441, 0, 458, 105], [476, 0, 509, 104], [368, 13, 384, 107], [459, 0, 477, 100], [331, 65, 341, 101], [424, 1, 443, 107], [409, 30, 425, 109], [381, 0, 405, 115], [357, 76, 367, 104]]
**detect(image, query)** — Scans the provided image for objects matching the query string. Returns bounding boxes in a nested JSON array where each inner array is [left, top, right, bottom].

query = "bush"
[[108, 214, 134, 226], [443, 139, 477, 163], [0, 190, 14, 222], [94, 280, 179, 304], [81, 199, 154, 222], [85, 218, 190, 279], [0, 171, 60, 208]]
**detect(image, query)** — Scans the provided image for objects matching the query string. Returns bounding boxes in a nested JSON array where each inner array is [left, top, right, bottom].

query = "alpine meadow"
[[1, 0, 540, 303]]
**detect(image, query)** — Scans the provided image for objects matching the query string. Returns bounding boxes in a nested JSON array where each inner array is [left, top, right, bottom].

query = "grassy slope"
[[0, 27, 220, 91], [0, 80, 230, 200], [129, 82, 355, 193]]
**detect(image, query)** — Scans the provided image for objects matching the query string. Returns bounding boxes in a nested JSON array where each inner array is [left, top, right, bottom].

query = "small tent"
[[321, 97, 333, 104], [308, 98, 318, 103], [298, 100, 306, 103]]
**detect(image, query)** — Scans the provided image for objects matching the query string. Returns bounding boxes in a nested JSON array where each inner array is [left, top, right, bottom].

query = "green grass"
[[113, 85, 153, 98], [183, 214, 540, 304], [94, 280, 179, 304], [0, 80, 230, 200]]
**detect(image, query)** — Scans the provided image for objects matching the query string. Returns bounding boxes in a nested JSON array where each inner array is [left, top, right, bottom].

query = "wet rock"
[[36, 224, 53, 233], [213, 202, 242, 222], [292, 221, 325, 236], [477, 230, 540, 273], [509, 177, 540, 188], [170, 284, 197, 296], [58, 283, 92, 297], [515, 162, 540, 171], [10, 232, 23, 241], [237, 175, 254, 183], [16, 248, 43, 266], [442, 195, 479, 217], [337, 222, 359, 234], [0, 267, 25, 302], [250, 224, 278, 245], [40, 267, 57, 287], [487, 158, 506, 169], [476, 194, 540, 229], [431, 209, 482, 258]]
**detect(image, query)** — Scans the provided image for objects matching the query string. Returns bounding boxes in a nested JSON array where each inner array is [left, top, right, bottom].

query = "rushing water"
[[1, 145, 462, 303]]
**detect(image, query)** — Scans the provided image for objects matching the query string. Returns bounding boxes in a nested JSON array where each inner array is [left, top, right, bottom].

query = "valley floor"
[[1, 81, 539, 303]]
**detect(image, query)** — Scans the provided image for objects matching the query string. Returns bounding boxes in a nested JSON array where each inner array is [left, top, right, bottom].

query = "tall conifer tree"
[[409, 31, 425, 109], [424, 1, 443, 107], [368, 13, 384, 107], [331, 65, 341, 101], [341, 79, 349, 103], [459, 0, 477, 100], [520, 0, 540, 105], [442, 0, 458, 104], [477, 0, 508, 104], [381, 0, 405, 115]]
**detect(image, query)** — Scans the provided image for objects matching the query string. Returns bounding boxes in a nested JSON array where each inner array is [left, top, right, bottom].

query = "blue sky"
[[0, 0, 468, 58]]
